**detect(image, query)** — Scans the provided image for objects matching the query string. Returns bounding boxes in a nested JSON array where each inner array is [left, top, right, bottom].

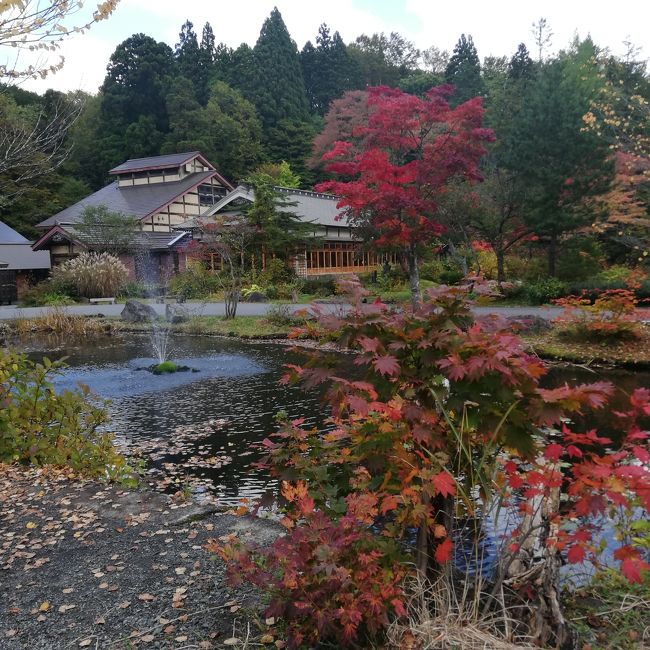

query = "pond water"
[[20, 333, 325, 508], [15, 332, 650, 580]]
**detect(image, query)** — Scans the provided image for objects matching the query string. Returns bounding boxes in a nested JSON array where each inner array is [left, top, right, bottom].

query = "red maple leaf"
[[432, 471, 456, 498], [567, 545, 586, 564], [373, 355, 400, 377], [434, 538, 453, 563]]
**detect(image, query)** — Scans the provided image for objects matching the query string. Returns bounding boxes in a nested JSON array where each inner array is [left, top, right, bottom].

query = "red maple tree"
[[316, 85, 494, 304]]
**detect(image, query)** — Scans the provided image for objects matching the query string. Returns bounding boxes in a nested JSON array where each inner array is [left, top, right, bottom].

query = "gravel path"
[[0, 465, 280, 649]]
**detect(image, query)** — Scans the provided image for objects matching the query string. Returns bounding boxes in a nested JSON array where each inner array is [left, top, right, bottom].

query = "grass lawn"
[[123, 315, 295, 338], [564, 569, 650, 649], [522, 324, 650, 367]]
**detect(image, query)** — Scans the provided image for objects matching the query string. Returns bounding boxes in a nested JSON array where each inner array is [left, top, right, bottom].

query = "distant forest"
[[0, 7, 648, 242]]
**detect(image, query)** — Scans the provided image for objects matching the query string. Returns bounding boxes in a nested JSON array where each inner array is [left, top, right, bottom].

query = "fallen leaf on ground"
[[138, 593, 155, 602], [58, 604, 76, 613]]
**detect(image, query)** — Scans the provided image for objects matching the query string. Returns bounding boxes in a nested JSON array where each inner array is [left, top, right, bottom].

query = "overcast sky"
[[8, 0, 650, 95]]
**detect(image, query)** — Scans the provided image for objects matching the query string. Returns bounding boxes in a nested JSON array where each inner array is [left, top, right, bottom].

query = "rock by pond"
[[121, 299, 158, 323]]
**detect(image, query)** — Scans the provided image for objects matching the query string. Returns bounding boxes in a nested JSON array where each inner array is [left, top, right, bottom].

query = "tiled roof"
[[36, 171, 218, 230], [32, 226, 190, 253], [109, 152, 209, 175], [205, 185, 348, 228]]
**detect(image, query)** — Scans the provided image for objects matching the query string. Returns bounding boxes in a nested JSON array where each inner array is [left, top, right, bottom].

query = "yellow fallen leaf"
[[26, 522, 37, 529], [260, 634, 274, 644], [38, 601, 49, 612], [138, 593, 155, 602]]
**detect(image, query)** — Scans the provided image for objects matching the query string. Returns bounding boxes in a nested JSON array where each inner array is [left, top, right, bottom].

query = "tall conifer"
[[445, 34, 484, 104]]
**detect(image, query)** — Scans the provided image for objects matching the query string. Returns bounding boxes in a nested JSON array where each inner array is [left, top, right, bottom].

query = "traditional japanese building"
[[0, 220, 50, 303], [32, 152, 233, 280], [194, 184, 387, 278], [32, 151, 388, 282]]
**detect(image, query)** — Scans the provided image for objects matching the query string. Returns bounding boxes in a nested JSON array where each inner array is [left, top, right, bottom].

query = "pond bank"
[[0, 464, 280, 649], [522, 327, 650, 370]]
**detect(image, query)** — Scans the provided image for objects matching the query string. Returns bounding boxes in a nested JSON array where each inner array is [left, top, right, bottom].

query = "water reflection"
[[21, 334, 323, 507]]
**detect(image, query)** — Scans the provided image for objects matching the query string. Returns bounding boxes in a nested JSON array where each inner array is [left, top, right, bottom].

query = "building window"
[[198, 183, 227, 206]]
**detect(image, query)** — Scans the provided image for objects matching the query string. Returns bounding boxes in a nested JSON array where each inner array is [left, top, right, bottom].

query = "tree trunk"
[[224, 288, 239, 319], [407, 245, 421, 308], [496, 248, 506, 286], [547, 233, 558, 277]]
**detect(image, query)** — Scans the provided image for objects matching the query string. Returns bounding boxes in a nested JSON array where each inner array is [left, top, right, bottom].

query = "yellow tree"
[[0, 0, 120, 81]]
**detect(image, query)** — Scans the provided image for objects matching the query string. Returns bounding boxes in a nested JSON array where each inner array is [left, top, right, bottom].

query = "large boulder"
[[166, 303, 190, 324], [121, 299, 158, 323], [245, 291, 267, 303]]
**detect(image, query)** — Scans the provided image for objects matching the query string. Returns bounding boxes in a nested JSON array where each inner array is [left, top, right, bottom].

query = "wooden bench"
[[89, 297, 116, 305], [156, 295, 186, 304]]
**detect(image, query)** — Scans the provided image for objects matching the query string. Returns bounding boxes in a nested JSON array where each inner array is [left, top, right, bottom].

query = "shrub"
[[598, 265, 634, 284], [554, 289, 641, 342], [214, 278, 650, 648], [302, 277, 337, 297], [118, 280, 150, 299], [0, 351, 135, 482], [523, 277, 568, 304], [258, 258, 296, 286], [53, 252, 129, 298], [438, 267, 464, 285], [169, 264, 221, 299], [19, 278, 77, 306], [265, 303, 306, 328]]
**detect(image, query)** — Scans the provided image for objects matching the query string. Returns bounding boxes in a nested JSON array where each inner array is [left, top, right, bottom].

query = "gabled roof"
[[109, 151, 213, 175], [32, 225, 191, 253], [0, 220, 50, 269], [204, 185, 348, 228], [36, 171, 225, 230]]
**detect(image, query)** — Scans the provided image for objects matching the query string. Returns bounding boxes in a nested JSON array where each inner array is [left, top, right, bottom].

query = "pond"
[[15, 332, 650, 580], [20, 333, 325, 508], [18, 333, 650, 501]]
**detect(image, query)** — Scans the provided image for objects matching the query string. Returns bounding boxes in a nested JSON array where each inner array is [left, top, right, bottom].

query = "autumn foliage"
[[213, 279, 650, 648], [316, 86, 494, 303], [554, 271, 645, 342]]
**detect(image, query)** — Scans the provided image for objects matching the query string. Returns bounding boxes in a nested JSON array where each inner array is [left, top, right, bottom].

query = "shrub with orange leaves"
[[212, 278, 650, 648]]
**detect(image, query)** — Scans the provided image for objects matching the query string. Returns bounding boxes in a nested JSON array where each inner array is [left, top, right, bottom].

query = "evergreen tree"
[[503, 41, 614, 275], [200, 22, 216, 64], [445, 34, 484, 104], [243, 170, 313, 267], [98, 33, 174, 173], [251, 8, 309, 124], [509, 43, 534, 81], [301, 24, 354, 115], [175, 21, 203, 101], [164, 79, 263, 182], [250, 8, 312, 174], [197, 22, 217, 105]]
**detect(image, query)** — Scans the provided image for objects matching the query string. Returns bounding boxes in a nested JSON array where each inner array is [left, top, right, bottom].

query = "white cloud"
[[405, 0, 650, 59]]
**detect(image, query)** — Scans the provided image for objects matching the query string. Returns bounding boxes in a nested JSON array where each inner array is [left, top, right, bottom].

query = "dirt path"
[[0, 465, 280, 649]]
